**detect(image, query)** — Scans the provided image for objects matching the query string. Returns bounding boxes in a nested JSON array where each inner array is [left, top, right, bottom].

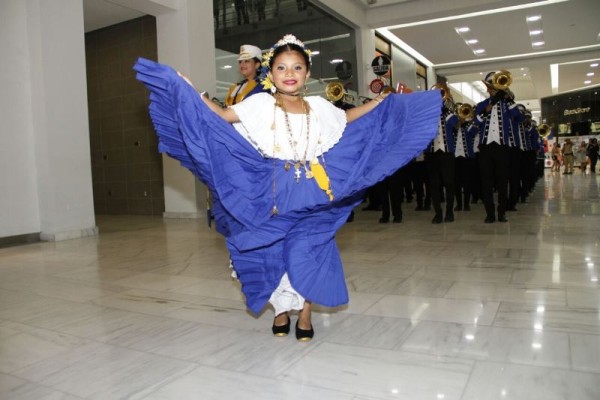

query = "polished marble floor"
[[1, 170, 599, 399]]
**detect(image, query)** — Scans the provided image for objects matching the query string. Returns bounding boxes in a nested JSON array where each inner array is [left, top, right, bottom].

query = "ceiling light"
[[330, 59, 343, 64], [532, 41, 545, 47], [473, 49, 486, 54], [527, 15, 542, 22], [587, 72, 595, 76], [456, 27, 470, 33], [530, 29, 543, 35], [222, 65, 232, 69], [584, 80, 592, 84], [311, 51, 320, 56], [466, 39, 479, 44], [591, 63, 599, 67]]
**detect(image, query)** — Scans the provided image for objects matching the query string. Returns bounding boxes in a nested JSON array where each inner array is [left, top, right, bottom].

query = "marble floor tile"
[[493, 302, 600, 334], [279, 342, 473, 400], [462, 361, 600, 400], [141, 365, 359, 400], [0, 372, 83, 400], [399, 320, 571, 369], [445, 281, 567, 305], [0, 321, 90, 373], [111, 272, 205, 291], [570, 333, 600, 373], [566, 286, 600, 308], [319, 314, 413, 349], [90, 288, 204, 316], [364, 294, 500, 325], [12, 342, 197, 400]]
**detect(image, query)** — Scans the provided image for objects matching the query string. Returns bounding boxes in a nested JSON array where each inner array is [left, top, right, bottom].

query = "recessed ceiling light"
[[330, 59, 343, 64], [466, 39, 478, 44], [456, 27, 470, 33], [584, 80, 592, 84], [529, 29, 543, 35], [222, 65, 232, 69], [473, 49, 486, 54], [591, 63, 599, 67], [311, 51, 320, 56], [587, 72, 595, 76], [527, 15, 542, 22], [532, 41, 545, 47]]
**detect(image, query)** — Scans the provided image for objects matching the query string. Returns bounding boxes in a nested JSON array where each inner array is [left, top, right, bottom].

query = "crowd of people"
[[366, 72, 547, 225], [551, 138, 599, 174]]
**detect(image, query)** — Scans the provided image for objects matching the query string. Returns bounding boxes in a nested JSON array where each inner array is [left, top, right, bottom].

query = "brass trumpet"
[[538, 123, 551, 138], [456, 103, 474, 121], [430, 83, 451, 101], [325, 81, 355, 104], [485, 70, 513, 91]]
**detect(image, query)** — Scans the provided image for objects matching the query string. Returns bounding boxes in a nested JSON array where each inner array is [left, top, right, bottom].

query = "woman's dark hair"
[[269, 44, 311, 71]]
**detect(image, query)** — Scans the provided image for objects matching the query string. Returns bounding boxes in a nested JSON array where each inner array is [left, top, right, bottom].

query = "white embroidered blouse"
[[230, 93, 346, 161]]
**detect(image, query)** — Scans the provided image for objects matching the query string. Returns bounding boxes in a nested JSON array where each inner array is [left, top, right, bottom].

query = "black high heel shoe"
[[272, 314, 290, 337], [295, 321, 314, 342]]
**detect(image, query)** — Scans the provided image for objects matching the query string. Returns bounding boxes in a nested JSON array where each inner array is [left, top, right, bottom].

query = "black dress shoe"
[[506, 207, 518, 212], [393, 216, 402, 223], [378, 217, 389, 223], [432, 215, 443, 224], [415, 205, 424, 211], [484, 216, 495, 223], [423, 205, 431, 211], [295, 321, 314, 342], [444, 214, 454, 222], [454, 205, 462, 211], [272, 314, 290, 337], [498, 214, 508, 222], [464, 205, 471, 211]]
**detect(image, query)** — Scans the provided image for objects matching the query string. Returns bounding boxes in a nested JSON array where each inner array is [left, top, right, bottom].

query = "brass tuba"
[[490, 70, 512, 91], [325, 81, 354, 104], [456, 103, 473, 121], [538, 123, 551, 138]]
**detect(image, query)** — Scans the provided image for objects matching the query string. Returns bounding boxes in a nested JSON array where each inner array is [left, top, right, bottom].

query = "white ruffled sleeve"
[[306, 96, 347, 154], [230, 93, 276, 157]]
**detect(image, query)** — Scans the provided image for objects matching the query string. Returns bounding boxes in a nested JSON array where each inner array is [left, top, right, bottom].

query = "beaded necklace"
[[276, 94, 313, 182]]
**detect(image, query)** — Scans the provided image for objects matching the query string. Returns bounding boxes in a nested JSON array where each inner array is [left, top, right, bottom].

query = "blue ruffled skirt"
[[134, 58, 441, 314]]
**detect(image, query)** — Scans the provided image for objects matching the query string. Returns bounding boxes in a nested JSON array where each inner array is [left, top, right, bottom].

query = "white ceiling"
[[82, 0, 600, 113], [352, 0, 600, 111]]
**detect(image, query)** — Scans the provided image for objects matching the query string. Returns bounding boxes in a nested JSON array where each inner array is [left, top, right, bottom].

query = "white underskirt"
[[269, 273, 305, 316]]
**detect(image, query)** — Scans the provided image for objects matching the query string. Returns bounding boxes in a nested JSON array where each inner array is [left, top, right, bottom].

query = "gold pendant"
[[284, 162, 291, 171], [294, 162, 301, 170]]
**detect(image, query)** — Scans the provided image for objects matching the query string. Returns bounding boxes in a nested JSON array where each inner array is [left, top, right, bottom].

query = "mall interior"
[[1, 0, 599, 399]]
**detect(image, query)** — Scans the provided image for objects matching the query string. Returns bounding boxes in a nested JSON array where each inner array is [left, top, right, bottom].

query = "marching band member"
[[473, 71, 523, 223], [427, 84, 457, 224]]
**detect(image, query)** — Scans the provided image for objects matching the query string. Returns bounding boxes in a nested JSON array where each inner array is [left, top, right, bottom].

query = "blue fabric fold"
[[134, 57, 441, 313]]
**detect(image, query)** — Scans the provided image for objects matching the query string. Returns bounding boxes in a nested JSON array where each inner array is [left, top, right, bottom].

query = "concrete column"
[[0, 0, 97, 241], [155, 0, 216, 218]]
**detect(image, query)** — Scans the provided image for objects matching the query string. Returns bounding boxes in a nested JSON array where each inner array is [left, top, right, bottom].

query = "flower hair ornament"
[[260, 34, 312, 93]]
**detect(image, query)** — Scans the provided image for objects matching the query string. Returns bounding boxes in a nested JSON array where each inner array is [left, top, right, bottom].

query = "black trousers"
[[378, 168, 404, 221], [411, 160, 430, 207], [471, 153, 482, 202], [454, 156, 474, 208], [508, 147, 523, 209], [426, 151, 455, 216], [479, 142, 509, 218]]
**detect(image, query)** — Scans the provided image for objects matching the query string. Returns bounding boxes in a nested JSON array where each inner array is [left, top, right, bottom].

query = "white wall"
[[0, 0, 96, 241], [0, 0, 40, 236]]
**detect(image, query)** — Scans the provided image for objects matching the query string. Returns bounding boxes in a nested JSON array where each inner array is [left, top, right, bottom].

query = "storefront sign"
[[563, 107, 591, 116]]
